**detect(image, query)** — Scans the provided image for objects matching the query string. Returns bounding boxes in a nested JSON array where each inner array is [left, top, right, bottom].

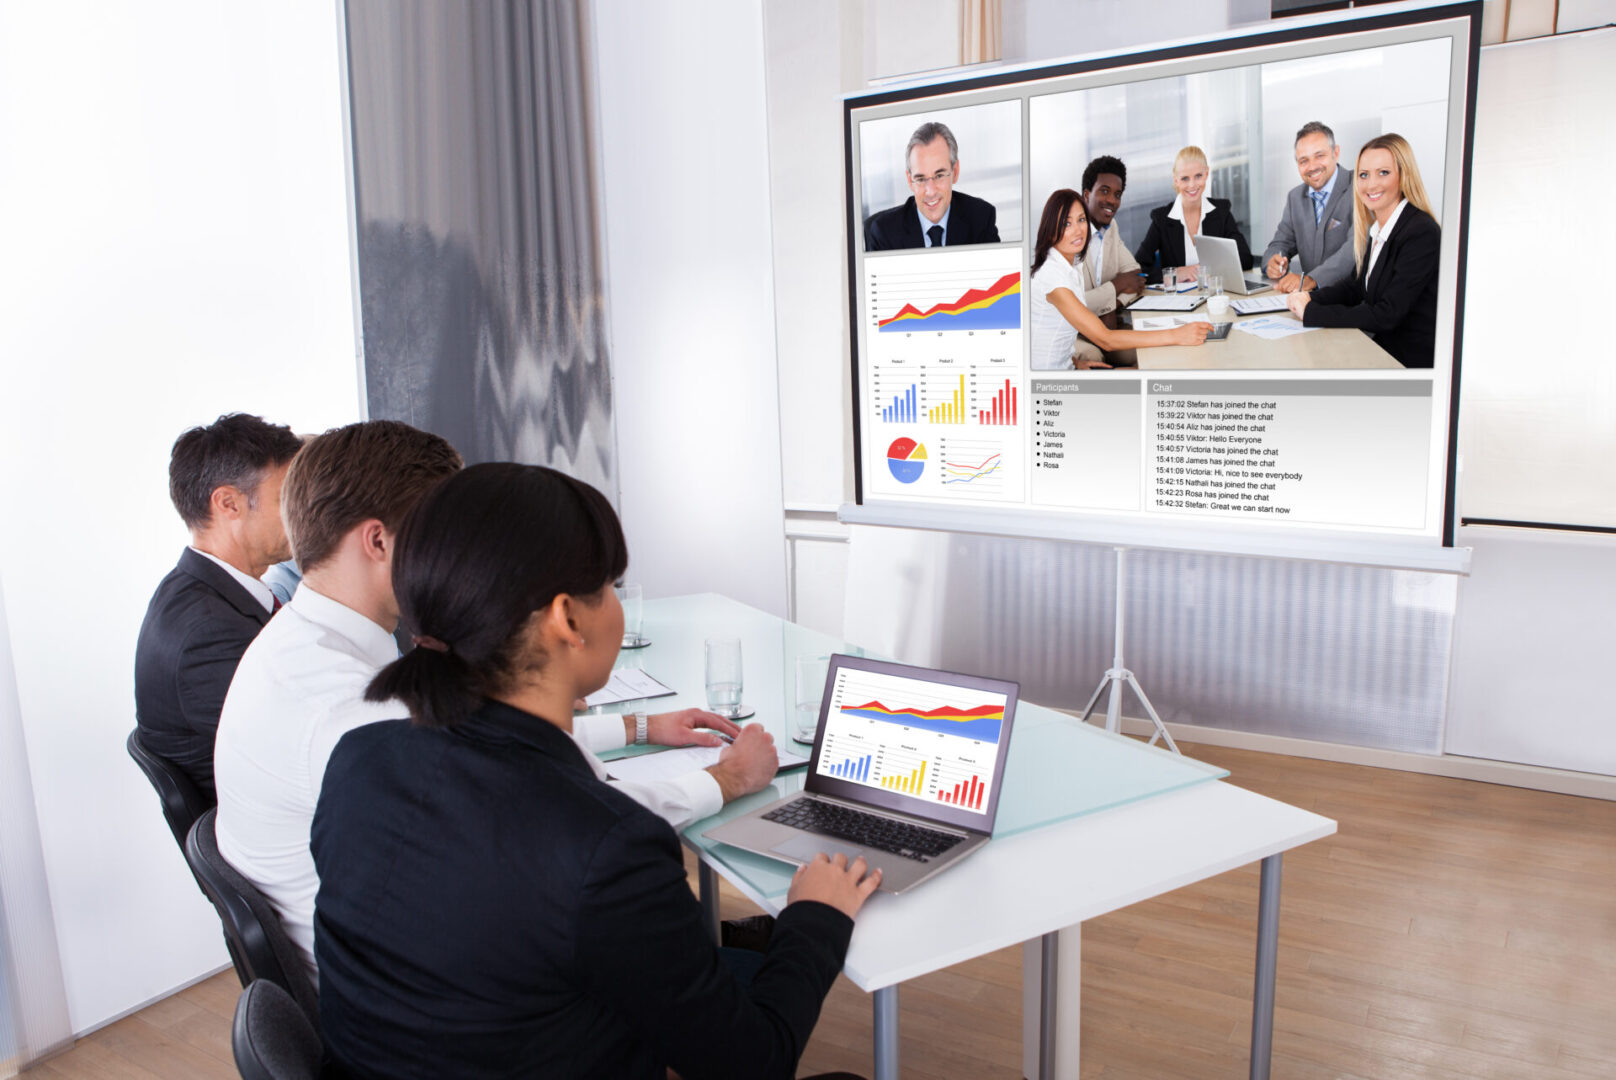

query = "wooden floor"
[[26, 742, 1616, 1079]]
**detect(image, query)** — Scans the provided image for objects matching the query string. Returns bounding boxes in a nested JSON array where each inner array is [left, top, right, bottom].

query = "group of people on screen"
[[134, 415, 875, 1079], [864, 119, 1441, 372]]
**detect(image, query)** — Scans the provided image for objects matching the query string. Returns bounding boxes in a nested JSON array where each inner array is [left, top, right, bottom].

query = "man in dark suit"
[[134, 413, 303, 799], [864, 121, 1000, 251], [1262, 121, 1357, 293]]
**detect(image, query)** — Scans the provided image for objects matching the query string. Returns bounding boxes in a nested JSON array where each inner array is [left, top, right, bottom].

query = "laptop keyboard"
[[763, 798, 965, 861]]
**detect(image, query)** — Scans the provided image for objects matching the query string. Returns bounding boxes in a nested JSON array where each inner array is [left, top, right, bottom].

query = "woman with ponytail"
[[312, 463, 879, 1080]]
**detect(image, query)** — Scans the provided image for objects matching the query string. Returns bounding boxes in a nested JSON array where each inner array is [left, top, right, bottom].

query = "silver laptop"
[[1198, 235, 1271, 295], [705, 654, 1018, 893]]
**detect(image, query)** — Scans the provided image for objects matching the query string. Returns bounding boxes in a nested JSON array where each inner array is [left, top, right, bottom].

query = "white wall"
[[0, 1, 360, 1033], [593, 0, 790, 615]]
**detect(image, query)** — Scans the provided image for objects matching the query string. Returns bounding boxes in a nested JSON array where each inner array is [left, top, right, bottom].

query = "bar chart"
[[927, 374, 968, 424], [977, 378, 1017, 426], [880, 383, 918, 424], [879, 759, 928, 795], [825, 753, 872, 782]]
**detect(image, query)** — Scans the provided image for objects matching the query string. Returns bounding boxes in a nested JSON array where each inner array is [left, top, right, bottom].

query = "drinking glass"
[[704, 637, 753, 720], [616, 583, 648, 648], [1204, 274, 1222, 296], [1161, 266, 1177, 292], [792, 655, 831, 744]]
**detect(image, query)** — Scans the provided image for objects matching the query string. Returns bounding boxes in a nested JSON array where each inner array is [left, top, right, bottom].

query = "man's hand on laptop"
[[706, 723, 779, 802], [643, 707, 743, 748], [788, 852, 882, 919]]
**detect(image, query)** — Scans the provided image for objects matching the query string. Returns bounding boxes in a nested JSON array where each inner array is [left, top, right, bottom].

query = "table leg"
[[873, 985, 899, 1080], [1021, 927, 1081, 1079], [1250, 853, 1282, 1080], [697, 861, 721, 944]]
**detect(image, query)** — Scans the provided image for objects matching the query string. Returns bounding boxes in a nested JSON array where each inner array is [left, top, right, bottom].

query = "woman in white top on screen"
[[1132, 146, 1254, 284], [1029, 188, 1210, 371]]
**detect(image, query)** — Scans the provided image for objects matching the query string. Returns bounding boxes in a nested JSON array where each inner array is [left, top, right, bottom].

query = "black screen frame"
[[843, 2, 1483, 548]]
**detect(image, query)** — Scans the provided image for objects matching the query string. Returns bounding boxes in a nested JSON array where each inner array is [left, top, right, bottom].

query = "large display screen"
[[845, 4, 1480, 559]]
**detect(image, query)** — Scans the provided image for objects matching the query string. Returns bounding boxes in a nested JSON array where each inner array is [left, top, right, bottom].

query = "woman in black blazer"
[[1286, 133, 1440, 369], [312, 463, 880, 1080], [1132, 145, 1254, 283]]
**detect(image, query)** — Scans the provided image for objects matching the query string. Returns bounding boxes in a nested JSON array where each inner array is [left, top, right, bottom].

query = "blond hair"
[[1173, 145, 1208, 174], [1350, 133, 1436, 274]]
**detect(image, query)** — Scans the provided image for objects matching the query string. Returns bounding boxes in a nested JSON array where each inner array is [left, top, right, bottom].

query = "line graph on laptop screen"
[[815, 667, 1007, 815]]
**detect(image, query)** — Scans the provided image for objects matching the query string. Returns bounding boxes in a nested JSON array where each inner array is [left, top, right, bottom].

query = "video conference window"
[[847, 13, 1473, 545]]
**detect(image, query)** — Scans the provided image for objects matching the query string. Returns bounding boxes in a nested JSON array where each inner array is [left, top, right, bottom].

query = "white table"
[[598, 595, 1336, 1078]]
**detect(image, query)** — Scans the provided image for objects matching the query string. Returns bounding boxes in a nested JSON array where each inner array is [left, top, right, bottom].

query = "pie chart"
[[886, 437, 926, 484]]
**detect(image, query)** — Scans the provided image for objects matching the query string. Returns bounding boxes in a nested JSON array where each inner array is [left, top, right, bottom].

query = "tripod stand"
[[1077, 546, 1179, 754]]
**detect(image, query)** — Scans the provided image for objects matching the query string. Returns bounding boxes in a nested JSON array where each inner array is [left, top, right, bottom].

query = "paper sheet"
[[1132, 316, 1197, 331], [605, 743, 811, 783], [584, 668, 677, 707], [1232, 314, 1317, 340]]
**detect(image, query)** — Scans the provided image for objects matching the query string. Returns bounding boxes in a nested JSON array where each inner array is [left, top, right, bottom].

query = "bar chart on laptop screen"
[[815, 669, 1006, 814]]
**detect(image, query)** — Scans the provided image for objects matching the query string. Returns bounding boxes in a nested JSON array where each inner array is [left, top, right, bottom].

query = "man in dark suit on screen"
[[864, 121, 1000, 251], [134, 413, 303, 799]]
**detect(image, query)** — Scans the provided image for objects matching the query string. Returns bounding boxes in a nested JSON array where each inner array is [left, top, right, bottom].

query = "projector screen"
[[842, 3, 1480, 571]]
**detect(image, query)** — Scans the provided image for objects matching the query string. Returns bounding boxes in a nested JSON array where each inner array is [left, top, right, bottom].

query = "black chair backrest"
[[185, 808, 320, 1032], [126, 728, 213, 850], [233, 980, 323, 1080]]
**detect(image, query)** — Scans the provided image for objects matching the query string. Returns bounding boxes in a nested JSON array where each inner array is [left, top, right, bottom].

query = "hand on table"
[[1111, 270, 1145, 299], [1286, 291, 1311, 318], [1176, 265, 1199, 283], [705, 723, 778, 802], [1076, 357, 1114, 369], [646, 707, 742, 747], [1275, 273, 1314, 294], [1176, 321, 1214, 346], [788, 853, 882, 919]]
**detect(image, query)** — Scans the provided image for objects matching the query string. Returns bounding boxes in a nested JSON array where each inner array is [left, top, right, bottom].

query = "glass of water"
[[704, 637, 752, 720], [793, 655, 831, 745], [1204, 273, 1223, 296], [616, 583, 648, 648], [1162, 266, 1177, 292]]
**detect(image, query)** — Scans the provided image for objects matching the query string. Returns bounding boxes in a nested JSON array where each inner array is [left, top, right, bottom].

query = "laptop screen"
[[806, 655, 1017, 830]]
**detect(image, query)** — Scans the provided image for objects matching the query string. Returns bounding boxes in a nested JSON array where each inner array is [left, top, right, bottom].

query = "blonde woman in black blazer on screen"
[[1286, 133, 1440, 369], [1132, 145, 1254, 283]]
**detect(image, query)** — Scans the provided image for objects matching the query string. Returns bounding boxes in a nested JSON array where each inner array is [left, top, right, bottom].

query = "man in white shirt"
[[134, 413, 304, 801], [215, 420, 772, 976]]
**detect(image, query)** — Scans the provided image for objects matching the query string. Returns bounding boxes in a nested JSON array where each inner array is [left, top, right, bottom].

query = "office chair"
[[232, 980, 322, 1080], [126, 728, 213, 850], [185, 808, 320, 1031]]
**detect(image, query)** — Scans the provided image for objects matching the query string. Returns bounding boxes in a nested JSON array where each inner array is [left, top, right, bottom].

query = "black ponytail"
[[365, 645, 481, 730], [363, 462, 629, 729]]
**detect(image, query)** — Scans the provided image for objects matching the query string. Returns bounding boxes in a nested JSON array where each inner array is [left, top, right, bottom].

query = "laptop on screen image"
[[1197, 234, 1271, 295], [704, 654, 1019, 894]]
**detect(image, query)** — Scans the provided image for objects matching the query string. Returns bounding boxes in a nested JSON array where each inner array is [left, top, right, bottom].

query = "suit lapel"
[[177, 548, 272, 628], [901, 198, 924, 248]]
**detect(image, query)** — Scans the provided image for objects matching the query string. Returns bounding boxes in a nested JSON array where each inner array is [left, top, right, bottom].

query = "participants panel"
[[1028, 378, 1141, 511]]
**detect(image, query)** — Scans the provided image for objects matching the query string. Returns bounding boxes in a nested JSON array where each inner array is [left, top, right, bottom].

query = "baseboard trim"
[[1089, 715, 1616, 801], [66, 962, 234, 1043]]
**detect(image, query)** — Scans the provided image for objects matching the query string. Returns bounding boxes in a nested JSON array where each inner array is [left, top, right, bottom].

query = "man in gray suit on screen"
[[1262, 121, 1356, 293]]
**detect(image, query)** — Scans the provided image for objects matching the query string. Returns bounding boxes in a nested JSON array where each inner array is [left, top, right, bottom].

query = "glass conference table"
[[593, 594, 1336, 1080]]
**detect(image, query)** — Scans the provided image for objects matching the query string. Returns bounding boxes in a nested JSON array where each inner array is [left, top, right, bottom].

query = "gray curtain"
[[343, 0, 617, 497]]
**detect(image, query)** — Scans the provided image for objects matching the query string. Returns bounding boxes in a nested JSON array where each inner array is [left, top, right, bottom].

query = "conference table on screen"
[[592, 594, 1335, 1080], [1124, 291, 1404, 370]]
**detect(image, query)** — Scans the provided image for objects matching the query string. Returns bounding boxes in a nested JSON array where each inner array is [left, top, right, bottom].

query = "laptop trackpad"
[[772, 833, 869, 866]]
